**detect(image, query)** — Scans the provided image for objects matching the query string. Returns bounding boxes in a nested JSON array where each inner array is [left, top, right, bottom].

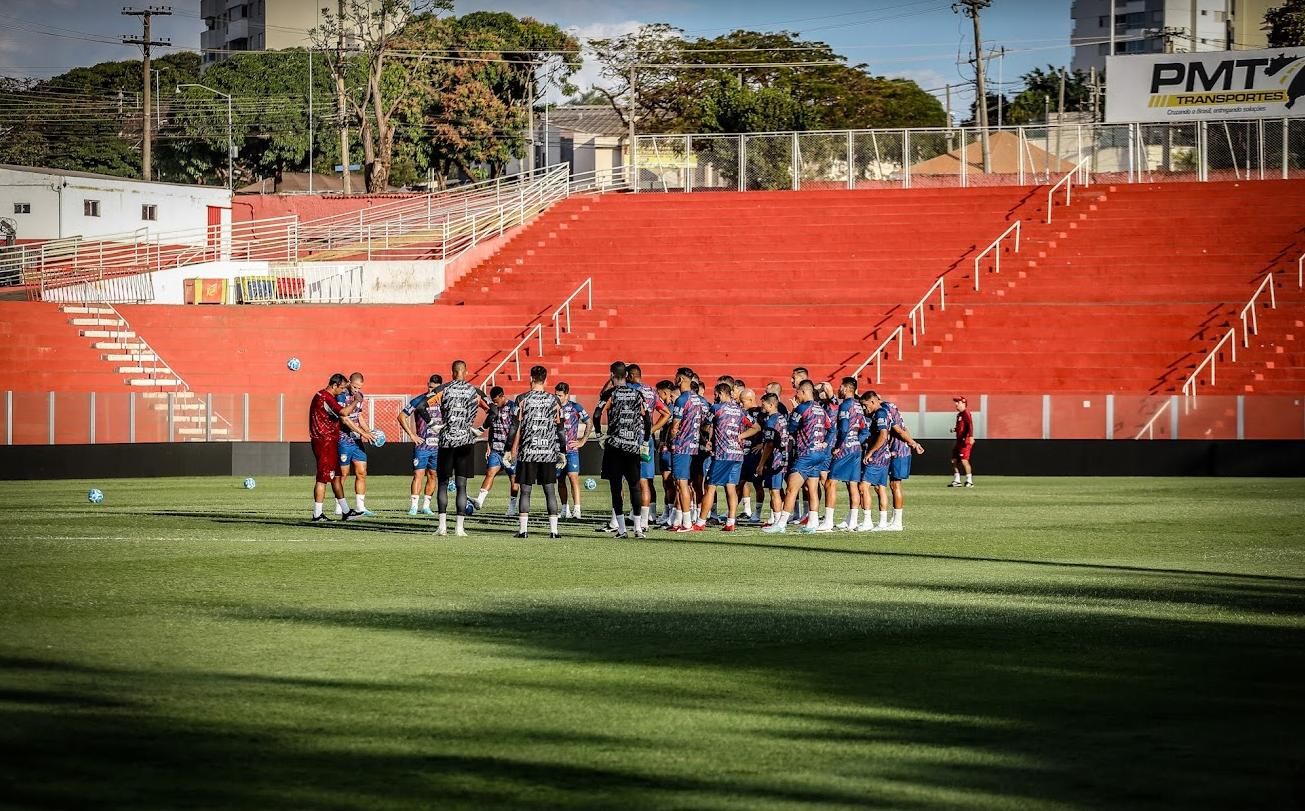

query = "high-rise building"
[[1070, 0, 1273, 75], [199, 0, 337, 69]]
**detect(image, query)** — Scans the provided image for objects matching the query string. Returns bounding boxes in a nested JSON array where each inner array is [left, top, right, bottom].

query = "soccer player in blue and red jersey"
[[474, 386, 519, 513], [399, 373, 443, 515], [764, 380, 831, 534], [336, 372, 372, 517], [826, 377, 868, 532], [654, 380, 678, 526], [628, 364, 670, 528], [555, 382, 590, 518], [309, 373, 372, 522], [668, 367, 707, 532], [695, 383, 759, 532], [757, 392, 790, 525], [860, 390, 925, 531], [859, 391, 892, 531], [737, 388, 764, 523]]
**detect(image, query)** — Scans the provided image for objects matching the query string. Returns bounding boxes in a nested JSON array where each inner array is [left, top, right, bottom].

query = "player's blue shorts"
[[640, 439, 656, 479], [830, 453, 863, 483], [659, 449, 672, 473], [708, 458, 741, 486], [769, 471, 787, 490], [862, 463, 889, 487], [565, 450, 581, 474], [672, 453, 696, 480], [791, 452, 830, 481], [487, 450, 516, 474], [413, 446, 438, 471], [697, 455, 710, 479], [890, 454, 912, 481], [338, 437, 367, 465]]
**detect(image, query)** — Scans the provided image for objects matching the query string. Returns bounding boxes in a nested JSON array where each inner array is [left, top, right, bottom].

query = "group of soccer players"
[[308, 360, 949, 537]]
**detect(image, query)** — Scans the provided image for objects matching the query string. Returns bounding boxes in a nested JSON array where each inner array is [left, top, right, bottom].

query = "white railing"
[[1298, 251, 1303, 289], [568, 166, 631, 195], [1239, 273, 1277, 348], [480, 323, 545, 391], [1182, 327, 1237, 409], [1134, 397, 1174, 440], [1046, 156, 1093, 224], [973, 220, 1022, 292], [907, 276, 946, 345], [851, 325, 904, 385], [550, 278, 593, 345]]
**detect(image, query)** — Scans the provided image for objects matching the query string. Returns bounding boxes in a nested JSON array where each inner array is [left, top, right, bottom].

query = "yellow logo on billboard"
[[1147, 90, 1289, 108]]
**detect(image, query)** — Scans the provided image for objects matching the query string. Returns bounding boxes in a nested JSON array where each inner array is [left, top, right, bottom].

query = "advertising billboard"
[[1106, 47, 1305, 123]]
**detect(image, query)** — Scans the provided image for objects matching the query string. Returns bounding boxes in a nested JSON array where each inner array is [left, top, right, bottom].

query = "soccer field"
[[1, 476, 1303, 810]]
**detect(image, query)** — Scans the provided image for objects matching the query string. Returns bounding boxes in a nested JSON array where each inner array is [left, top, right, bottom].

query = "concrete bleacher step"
[[93, 342, 148, 352], [128, 378, 182, 387], [79, 329, 136, 339], [69, 318, 128, 327], [104, 353, 158, 362], [59, 306, 116, 315]]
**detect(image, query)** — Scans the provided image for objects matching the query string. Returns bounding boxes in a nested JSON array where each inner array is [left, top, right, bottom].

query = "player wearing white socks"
[[555, 382, 590, 519], [508, 365, 564, 539], [827, 377, 868, 532], [475, 386, 519, 514]]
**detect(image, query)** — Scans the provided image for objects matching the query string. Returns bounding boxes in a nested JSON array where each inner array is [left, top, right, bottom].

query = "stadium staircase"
[[441, 187, 1043, 393], [894, 180, 1305, 436]]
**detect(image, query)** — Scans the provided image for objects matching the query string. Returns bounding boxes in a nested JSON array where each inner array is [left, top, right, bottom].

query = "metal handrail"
[[851, 325, 904, 384], [1046, 156, 1092, 224], [1297, 251, 1303, 289], [1182, 327, 1237, 408], [568, 166, 631, 194], [1134, 397, 1173, 440], [481, 323, 544, 390], [1239, 273, 1277, 348], [550, 278, 593, 345], [973, 220, 1022, 291], [907, 276, 946, 345]]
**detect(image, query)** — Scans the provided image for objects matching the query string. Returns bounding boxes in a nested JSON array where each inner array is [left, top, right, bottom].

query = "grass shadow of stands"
[[207, 589, 1305, 810], [151, 510, 599, 537]]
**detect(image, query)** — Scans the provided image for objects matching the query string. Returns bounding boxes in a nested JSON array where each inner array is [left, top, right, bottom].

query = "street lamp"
[[178, 83, 234, 191]]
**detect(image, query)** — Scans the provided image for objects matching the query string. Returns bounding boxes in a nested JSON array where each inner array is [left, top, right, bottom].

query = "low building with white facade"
[[0, 164, 232, 243]]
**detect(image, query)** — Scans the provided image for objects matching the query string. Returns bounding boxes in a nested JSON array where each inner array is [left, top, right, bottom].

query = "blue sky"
[[0, 0, 1073, 119]]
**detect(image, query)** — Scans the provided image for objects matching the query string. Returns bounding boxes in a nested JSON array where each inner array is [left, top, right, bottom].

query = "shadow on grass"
[[4, 571, 1305, 809]]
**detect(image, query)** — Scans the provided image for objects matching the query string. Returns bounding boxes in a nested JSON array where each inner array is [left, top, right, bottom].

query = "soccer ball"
[[447, 481, 457, 493], [371, 430, 386, 447], [287, 357, 301, 371], [464, 500, 477, 516], [88, 488, 104, 504], [583, 478, 597, 491], [243, 477, 256, 490]]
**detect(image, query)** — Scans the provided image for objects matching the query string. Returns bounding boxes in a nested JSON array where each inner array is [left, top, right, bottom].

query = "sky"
[[0, 0, 1074, 119]]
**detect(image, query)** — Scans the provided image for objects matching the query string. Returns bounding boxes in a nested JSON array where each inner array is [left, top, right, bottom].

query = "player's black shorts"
[[516, 460, 558, 486], [438, 444, 475, 480], [601, 447, 642, 483]]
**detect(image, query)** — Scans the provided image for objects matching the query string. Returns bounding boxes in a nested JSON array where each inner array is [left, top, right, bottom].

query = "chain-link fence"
[[634, 118, 1305, 192]]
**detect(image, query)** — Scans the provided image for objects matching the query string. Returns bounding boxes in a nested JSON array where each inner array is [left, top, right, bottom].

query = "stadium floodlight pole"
[[178, 83, 233, 191], [953, 0, 991, 174]]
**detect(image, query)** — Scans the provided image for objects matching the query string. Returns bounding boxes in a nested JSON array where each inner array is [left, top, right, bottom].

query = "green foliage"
[[1003, 66, 1093, 125], [1266, 0, 1305, 46], [588, 26, 945, 134]]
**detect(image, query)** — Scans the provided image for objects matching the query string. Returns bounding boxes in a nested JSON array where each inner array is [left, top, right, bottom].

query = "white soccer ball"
[[372, 429, 386, 447], [88, 488, 104, 504], [243, 477, 256, 490], [287, 357, 301, 371], [583, 478, 597, 491]]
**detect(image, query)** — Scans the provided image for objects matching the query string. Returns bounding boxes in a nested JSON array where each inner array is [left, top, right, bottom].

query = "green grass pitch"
[[1, 475, 1303, 810]]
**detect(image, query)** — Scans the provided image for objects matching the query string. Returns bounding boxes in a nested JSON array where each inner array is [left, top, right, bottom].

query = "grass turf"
[[0, 475, 1303, 810]]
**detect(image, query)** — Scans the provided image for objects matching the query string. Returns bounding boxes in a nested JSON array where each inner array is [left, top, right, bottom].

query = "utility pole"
[[1055, 67, 1066, 161], [953, 0, 991, 173], [335, 0, 351, 194], [123, 6, 172, 182]]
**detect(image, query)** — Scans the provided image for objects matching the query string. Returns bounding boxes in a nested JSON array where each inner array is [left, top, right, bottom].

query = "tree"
[[0, 52, 199, 179], [962, 92, 1010, 128], [587, 27, 945, 134], [1266, 0, 1305, 47], [1004, 66, 1092, 125], [314, 0, 453, 193], [166, 50, 339, 187]]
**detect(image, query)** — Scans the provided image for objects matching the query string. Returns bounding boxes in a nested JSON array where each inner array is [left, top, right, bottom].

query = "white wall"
[[0, 166, 231, 242]]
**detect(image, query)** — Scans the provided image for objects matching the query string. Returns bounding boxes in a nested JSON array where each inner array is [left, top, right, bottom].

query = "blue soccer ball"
[[447, 481, 457, 493], [88, 488, 104, 504], [287, 357, 301, 371], [371, 429, 386, 447], [243, 477, 256, 490], [464, 499, 477, 516], [583, 478, 597, 491]]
